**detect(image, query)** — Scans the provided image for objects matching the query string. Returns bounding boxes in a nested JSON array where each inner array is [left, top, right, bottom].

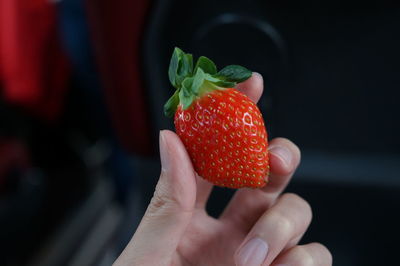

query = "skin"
[[114, 73, 332, 266]]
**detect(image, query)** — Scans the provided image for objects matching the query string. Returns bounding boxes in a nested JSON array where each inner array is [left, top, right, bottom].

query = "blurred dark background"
[[0, 0, 399, 265]]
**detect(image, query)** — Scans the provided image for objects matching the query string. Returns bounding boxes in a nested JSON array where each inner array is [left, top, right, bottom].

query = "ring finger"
[[272, 243, 333, 266], [234, 193, 312, 266]]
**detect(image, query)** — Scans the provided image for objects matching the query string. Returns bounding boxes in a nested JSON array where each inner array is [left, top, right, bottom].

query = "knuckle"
[[291, 243, 333, 266], [145, 177, 189, 218], [150, 186, 170, 209], [270, 210, 295, 235], [291, 245, 315, 266], [310, 242, 333, 266], [146, 188, 171, 217], [269, 194, 313, 237], [281, 192, 304, 204], [282, 193, 313, 221]]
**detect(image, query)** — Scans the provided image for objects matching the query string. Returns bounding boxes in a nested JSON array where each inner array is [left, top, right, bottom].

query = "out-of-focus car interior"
[[0, 0, 399, 265]]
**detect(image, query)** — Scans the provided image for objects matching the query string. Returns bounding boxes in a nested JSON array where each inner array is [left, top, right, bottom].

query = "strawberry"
[[164, 48, 270, 189]]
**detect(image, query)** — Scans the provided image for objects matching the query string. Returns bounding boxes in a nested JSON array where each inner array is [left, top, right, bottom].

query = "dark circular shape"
[[192, 13, 288, 80]]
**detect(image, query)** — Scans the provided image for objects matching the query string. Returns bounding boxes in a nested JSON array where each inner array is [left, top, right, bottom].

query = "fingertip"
[[160, 130, 190, 164], [159, 129, 179, 144], [160, 129, 195, 173], [252, 72, 264, 83], [268, 138, 301, 176]]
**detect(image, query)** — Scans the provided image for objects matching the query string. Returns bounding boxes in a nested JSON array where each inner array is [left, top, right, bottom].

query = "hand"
[[114, 73, 332, 266]]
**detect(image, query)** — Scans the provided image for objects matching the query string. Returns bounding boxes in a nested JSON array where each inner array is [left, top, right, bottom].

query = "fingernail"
[[236, 237, 268, 266], [159, 131, 170, 171], [269, 145, 292, 167]]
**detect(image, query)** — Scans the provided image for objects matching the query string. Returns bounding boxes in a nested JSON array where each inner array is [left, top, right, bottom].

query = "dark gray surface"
[[127, 156, 400, 266], [141, 1, 400, 265]]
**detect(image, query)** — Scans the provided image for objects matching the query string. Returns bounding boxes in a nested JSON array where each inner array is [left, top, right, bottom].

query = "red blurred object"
[[0, 0, 69, 121], [0, 138, 30, 191], [86, 0, 153, 155]]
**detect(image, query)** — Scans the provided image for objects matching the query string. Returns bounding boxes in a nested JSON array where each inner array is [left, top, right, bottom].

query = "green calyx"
[[164, 47, 252, 117]]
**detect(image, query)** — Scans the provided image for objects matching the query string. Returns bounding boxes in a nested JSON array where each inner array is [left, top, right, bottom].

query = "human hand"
[[114, 73, 332, 266]]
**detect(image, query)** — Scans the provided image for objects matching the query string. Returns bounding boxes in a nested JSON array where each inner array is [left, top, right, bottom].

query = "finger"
[[272, 243, 333, 266], [262, 137, 301, 195], [236, 72, 264, 103], [195, 173, 213, 209], [114, 130, 197, 266], [234, 193, 312, 266], [220, 138, 300, 230], [285, 230, 307, 250]]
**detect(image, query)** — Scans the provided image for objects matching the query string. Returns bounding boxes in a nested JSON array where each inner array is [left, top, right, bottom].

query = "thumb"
[[114, 130, 197, 266]]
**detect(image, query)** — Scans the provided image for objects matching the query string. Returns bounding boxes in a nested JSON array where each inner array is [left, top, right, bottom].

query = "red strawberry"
[[164, 48, 269, 189]]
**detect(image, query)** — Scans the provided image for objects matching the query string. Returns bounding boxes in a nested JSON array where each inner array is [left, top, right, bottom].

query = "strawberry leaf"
[[163, 89, 180, 117], [204, 74, 235, 88], [213, 80, 236, 88], [178, 53, 193, 78], [180, 81, 196, 109], [165, 47, 253, 116], [168, 49, 179, 87], [194, 56, 217, 75], [191, 68, 206, 95], [181, 76, 194, 92], [168, 47, 193, 89], [216, 65, 252, 83]]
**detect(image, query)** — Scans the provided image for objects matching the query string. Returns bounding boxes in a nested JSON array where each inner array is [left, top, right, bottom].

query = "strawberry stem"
[[164, 47, 253, 117]]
